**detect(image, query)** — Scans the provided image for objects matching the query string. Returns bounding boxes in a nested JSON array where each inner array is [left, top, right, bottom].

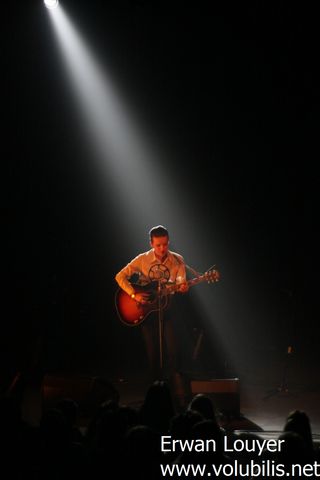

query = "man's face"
[[150, 235, 169, 260]]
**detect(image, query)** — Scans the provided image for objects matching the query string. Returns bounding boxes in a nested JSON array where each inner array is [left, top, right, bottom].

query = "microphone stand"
[[263, 345, 295, 400], [147, 264, 170, 381], [263, 289, 296, 400], [157, 279, 164, 380]]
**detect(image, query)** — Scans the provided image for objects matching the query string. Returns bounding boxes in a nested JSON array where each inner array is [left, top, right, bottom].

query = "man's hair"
[[148, 225, 169, 240]]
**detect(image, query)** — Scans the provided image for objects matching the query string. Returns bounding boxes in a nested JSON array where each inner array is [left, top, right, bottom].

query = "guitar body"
[[115, 282, 170, 327]]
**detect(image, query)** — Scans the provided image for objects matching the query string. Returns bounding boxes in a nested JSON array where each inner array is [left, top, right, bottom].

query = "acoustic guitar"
[[115, 268, 220, 326]]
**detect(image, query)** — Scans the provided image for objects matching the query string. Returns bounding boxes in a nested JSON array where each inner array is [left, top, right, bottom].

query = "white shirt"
[[115, 249, 187, 296]]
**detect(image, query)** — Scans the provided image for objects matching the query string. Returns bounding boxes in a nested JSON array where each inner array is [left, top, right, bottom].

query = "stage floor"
[[19, 351, 320, 441]]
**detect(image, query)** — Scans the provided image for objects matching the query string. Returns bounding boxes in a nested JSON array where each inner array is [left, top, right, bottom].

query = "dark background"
[[2, 1, 318, 387]]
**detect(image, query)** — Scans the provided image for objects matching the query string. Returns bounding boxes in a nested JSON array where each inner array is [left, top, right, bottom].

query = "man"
[[115, 225, 189, 381]]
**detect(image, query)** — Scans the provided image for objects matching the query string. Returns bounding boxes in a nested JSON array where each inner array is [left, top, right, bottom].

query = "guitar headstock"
[[204, 269, 220, 283]]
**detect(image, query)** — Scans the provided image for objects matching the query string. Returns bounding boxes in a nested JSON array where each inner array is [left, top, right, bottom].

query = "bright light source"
[[44, 0, 59, 9]]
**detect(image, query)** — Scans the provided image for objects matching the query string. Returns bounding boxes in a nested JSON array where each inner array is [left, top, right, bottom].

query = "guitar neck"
[[165, 274, 208, 294]]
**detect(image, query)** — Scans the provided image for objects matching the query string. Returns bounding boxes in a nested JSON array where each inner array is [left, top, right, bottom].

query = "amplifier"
[[190, 378, 240, 417]]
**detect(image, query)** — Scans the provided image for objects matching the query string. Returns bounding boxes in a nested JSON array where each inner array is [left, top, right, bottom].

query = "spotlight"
[[44, 0, 59, 9]]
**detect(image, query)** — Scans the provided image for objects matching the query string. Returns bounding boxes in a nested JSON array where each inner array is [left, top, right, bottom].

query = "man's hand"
[[178, 282, 189, 293], [134, 292, 150, 304]]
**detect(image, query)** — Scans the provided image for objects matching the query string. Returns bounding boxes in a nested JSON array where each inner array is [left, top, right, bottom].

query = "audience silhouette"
[[1, 379, 319, 480]]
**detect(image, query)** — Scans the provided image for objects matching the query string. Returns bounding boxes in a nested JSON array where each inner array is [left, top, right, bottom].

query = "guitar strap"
[[171, 252, 183, 265], [185, 264, 202, 278], [171, 253, 202, 278]]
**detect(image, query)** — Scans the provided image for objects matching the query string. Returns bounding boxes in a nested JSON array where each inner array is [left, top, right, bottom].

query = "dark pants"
[[141, 300, 180, 381]]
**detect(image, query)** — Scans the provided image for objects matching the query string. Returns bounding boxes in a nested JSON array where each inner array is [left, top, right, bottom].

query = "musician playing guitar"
[[115, 225, 220, 384], [115, 225, 189, 382]]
